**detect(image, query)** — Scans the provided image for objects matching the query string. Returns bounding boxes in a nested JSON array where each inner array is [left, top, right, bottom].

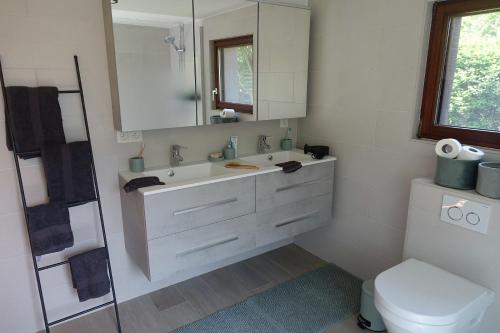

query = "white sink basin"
[[119, 149, 334, 194], [239, 150, 315, 167], [142, 162, 231, 184]]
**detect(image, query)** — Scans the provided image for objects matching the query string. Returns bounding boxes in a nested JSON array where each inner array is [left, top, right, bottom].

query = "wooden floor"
[[47, 245, 365, 333]]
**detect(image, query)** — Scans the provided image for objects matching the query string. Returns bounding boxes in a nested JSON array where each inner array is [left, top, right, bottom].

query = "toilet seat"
[[374, 259, 495, 326]]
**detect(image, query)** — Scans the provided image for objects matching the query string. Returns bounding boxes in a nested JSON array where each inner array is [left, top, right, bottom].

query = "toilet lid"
[[374, 259, 494, 326]]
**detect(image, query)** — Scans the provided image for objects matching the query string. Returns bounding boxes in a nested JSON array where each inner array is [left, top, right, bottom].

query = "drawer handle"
[[275, 212, 319, 228], [276, 179, 324, 192], [173, 197, 238, 216], [176, 235, 239, 257]]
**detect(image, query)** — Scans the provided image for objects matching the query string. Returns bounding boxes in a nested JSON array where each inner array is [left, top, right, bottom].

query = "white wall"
[[0, 1, 296, 332], [296, 0, 500, 280]]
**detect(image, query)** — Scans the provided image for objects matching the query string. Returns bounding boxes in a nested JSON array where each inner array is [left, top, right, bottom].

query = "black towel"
[[123, 176, 165, 193], [27, 202, 73, 256], [276, 161, 302, 173], [42, 141, 96, 206], [5, 86, 66, 159], [69, 247, 111, 302]]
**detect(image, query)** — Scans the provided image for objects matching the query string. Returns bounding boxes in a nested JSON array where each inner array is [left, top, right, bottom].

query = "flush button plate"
[[440, 195, 491, 234]]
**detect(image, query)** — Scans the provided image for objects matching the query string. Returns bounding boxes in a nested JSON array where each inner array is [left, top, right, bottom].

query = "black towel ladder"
[[0, 55, 122, 333]]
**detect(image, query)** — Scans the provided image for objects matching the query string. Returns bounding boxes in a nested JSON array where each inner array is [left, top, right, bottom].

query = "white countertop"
[[119, 150, 336, 196]]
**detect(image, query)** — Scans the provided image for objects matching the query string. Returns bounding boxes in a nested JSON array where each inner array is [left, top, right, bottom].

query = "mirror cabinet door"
[[258, 3, 311, 120], [194, 1, 258, 125], [111, 0, 197, 131]]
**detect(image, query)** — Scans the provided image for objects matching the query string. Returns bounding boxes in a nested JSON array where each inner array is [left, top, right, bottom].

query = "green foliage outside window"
[[236, 45, 253, 105], [447, 12, 500, 131]]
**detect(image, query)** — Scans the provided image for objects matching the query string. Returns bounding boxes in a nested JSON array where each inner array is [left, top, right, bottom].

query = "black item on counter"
[[304, 144, 329, 160], [276, 161, 303, 173], [123, 176, 165, 193]]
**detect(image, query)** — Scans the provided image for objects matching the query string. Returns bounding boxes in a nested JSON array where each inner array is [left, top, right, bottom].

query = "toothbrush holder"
[[129, 157, 145, 173], [280, 138, 293, 151]]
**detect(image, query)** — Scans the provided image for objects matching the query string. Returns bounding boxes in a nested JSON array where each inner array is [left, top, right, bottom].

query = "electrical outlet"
[[116, 130, 143, 143], [280, 119, 289, 128]]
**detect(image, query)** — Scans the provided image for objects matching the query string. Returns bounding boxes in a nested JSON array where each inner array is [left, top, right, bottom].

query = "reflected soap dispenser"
[[280, 128, 293, 151], [230, 136, 238, 157]]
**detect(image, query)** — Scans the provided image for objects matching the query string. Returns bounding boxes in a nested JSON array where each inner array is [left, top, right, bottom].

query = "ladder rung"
[[15, 150, 41, 158], [58, 89, 81, 94], [67, 198, 98, 208], [37, 260, 69, 271], [48, 300, 115, 327]]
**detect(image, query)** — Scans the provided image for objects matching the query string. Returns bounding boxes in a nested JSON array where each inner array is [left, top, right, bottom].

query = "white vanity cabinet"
[[255, 162, 334, 245], [119, 158, 334, 282]]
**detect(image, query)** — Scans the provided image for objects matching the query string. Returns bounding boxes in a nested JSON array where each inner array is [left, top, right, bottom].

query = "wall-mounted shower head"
[[164, 36, 185, 53]]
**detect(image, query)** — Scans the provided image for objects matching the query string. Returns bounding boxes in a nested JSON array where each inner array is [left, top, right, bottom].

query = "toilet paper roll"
[[457, 146, 485, 161], [435, 139, 462, 159], [220, 109, 236, 118]]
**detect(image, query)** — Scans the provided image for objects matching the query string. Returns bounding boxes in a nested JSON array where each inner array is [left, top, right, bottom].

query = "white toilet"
[[374, 259, 495, 333]]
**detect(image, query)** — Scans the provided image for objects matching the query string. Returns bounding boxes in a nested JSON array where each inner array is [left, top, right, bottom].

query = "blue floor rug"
[[172, 265, 361, 333]]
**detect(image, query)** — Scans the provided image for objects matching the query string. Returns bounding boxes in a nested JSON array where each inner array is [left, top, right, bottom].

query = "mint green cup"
[[129, 157, 145, 173]]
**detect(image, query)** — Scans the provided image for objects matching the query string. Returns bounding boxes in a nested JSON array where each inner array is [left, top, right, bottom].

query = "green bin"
[[357, 280, 386, 332], [435, 156, 480, 190]]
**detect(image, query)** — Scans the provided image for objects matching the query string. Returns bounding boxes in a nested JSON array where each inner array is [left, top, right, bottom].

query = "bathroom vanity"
[[119, 151, 335, 281]]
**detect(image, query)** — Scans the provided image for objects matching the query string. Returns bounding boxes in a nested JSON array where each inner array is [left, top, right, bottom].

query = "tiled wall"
[[296, 0, 500, 280], [0, 1, 297, 332]]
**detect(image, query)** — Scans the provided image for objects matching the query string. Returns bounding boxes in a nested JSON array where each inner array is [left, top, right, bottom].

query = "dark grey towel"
[[27, 202, 73, 256], [276, 161, 302, 173], [123, 176, 165, 193], [69, 247, 111, 302], [42, 141, 96, 206], [5, 86, 66, 159]]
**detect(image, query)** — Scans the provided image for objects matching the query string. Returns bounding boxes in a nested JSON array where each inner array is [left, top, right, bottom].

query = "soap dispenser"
[[224, 141, 236, 160]]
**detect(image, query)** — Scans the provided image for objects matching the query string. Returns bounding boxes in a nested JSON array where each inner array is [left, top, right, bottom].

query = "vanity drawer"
[[144, 177, 255, 239], [256, 162, 334, 211], [148, 214, 257, 281], [256, 193, 332, 246]]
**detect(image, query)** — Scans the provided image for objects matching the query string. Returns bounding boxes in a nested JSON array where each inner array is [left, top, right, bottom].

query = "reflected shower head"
[[164, 36, 185, 53]]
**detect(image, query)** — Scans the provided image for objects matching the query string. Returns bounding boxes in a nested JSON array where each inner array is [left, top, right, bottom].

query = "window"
[[419, 0, 500, 149], [213, 35, 254, 113]]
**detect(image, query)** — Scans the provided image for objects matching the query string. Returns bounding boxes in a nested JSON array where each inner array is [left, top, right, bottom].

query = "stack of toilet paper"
[[435, 138, 485, 161]]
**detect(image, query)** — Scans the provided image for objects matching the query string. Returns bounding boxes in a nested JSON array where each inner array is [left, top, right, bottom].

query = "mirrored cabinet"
[[109, 0, 198, 131], [105, 0, 311, 131], [258, 3, 310, 120]]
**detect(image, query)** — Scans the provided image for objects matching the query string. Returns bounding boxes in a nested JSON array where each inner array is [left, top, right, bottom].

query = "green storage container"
[[476, 163, 500, 199], [358, 280, 386, 332], [435, 156, 480, 190]]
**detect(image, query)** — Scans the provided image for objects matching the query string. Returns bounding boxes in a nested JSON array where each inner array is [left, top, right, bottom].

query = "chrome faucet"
[[170, 144, 187, 167], [257, 135, 272, 154]]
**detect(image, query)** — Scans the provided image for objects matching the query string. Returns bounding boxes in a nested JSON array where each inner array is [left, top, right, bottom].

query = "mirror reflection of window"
[[213, 35, 254, 113]]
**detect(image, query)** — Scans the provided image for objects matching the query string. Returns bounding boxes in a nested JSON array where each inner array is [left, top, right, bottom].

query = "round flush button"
[[447, 206, 463, 221], [466, 212, 481, 225]]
